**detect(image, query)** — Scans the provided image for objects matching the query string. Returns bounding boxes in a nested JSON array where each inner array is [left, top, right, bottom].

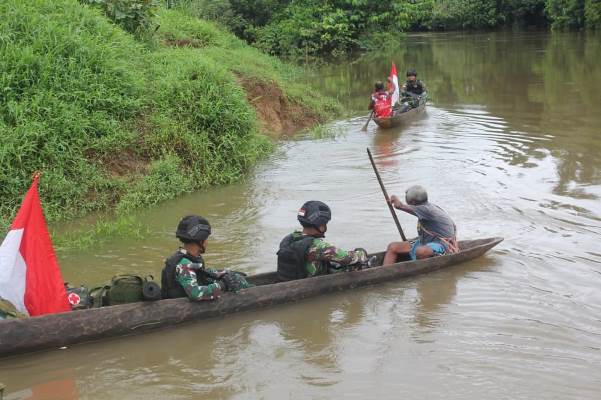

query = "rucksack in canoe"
[[65, 284, 92, 310], [90, 274, 161, 307], [0, 297, 28, 320]]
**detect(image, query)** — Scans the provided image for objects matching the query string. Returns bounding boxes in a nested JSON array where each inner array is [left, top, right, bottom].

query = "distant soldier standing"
[[277, 201, 370, 281]]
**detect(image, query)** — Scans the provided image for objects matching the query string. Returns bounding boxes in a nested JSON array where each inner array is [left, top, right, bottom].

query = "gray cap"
[[405, 185, 428, 205]]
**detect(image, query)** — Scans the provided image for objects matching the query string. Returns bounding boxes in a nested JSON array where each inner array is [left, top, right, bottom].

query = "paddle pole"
[[367, 147, 407, 241], [361, 111, 373, 131]]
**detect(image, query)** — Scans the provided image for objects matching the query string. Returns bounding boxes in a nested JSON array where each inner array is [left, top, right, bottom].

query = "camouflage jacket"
[[290, 231, 367, 276], [401, 80, 426, 95], [175, 257, 222, 301], [0, 297, 27, 319]]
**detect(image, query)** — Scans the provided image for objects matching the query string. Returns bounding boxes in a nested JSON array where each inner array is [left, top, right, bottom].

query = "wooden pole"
[[361, 111, 374, 131], [367, 147, 407, 241]]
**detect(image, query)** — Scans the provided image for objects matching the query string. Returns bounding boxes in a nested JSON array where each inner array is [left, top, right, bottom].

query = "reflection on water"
[[2, 31, 601, 399]]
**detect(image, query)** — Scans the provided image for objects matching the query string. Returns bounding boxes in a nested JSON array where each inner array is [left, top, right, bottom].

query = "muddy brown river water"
[[1, 31, 600, 399]]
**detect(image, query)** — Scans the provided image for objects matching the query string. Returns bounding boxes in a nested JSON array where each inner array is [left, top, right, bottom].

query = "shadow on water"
[[5, 371, 78, 400], [411, 254, 501, 333], [371, 129, 404, 169]]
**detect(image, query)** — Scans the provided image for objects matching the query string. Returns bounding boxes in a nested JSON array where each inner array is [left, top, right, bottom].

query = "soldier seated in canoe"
[[277, 201, 370, 281], [400, 69, 426, 110], [383, 186, 458, 265], [161, 215, 250, 301]]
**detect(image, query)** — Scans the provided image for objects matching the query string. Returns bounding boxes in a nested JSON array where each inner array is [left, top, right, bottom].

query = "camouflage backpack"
[[0, 297, 28, 320], [65, 284, 92, 310], [90, 274, 161, 307]]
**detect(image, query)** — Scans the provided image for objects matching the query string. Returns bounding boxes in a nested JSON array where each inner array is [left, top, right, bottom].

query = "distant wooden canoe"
[[374, 94, 427, 129], [0, 237, 502, 358]]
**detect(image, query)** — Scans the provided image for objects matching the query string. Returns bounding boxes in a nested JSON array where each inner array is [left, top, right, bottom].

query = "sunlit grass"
[[0, 2, 337, 237]]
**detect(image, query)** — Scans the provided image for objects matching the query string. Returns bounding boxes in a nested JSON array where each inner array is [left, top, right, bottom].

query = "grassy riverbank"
[[0, 0, 340, 232]]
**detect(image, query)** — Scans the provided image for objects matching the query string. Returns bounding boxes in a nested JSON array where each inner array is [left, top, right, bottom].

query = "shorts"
[[409, 239, 446, 260]]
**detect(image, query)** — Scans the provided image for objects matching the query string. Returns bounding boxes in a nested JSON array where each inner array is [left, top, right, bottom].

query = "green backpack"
[[90, 274, 160, 307], [0, 297, 28, 320]]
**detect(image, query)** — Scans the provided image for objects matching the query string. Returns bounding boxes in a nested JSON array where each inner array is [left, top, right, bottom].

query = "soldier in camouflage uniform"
[[277, 201, 369, 281], [401, 69, 426, 96], [161, 215, 251, 301], [401, 69, 426, 110]]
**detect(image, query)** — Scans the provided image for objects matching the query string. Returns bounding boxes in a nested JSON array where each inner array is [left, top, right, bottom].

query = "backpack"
[[65, 284, 92, 310], [90, 274, 161, 307], [0, 297, 28, 320]]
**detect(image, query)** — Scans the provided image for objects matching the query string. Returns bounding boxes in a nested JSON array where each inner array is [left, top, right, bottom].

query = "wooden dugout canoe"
[[374, 94, 428, 129], [0, 237, 502, 358]]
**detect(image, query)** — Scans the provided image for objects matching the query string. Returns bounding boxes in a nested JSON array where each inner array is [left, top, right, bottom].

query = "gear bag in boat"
[[90, 274, 161, 307], [65, 284, 92, 310], [0, 297, 27, 320]]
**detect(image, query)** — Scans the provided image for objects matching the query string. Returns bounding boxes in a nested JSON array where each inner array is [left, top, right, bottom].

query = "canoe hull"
[[374, 97, 427, 129], [0, 237, 502, 358]]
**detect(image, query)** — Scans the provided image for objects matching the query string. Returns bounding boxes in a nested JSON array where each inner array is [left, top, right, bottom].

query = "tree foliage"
[[80, 0, 160, 36], [545, 0, 601, 29], [179, 0, 598, 57]]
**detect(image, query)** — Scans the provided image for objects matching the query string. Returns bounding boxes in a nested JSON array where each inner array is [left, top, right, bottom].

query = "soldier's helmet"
[[176, 215, 212, 242], [405, 185, 428, 205], [406, 69, 417, 77], [297, 201, 332, 228]]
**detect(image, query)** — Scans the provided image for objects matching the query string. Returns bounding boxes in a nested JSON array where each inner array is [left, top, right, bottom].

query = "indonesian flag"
[[389, 62, 400, 107], [0, 175, 70, 316]]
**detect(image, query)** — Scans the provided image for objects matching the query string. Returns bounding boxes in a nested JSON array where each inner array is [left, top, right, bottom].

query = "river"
[[1, 31, 600, 399]]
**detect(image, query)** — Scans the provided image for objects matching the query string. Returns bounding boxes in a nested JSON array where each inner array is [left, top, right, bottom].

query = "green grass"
[[0, 0, 145, 227], [0, 1, 338, 234], [154, 9, 342, 119], [308, 123, 346, 140]]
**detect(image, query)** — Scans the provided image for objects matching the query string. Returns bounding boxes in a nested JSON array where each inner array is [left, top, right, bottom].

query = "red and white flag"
[[389, 62, 400, 107], [0, 175, 70, 316]]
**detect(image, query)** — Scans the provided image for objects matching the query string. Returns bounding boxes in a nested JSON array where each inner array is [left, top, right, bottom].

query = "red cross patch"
[[68, 292, 81, 305]]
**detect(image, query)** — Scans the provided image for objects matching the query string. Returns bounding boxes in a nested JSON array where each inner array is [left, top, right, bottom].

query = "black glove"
[[354, 247, 369, 257], [366, 255, 378, 268], [220, 271, 240, 293], [219, 271, 252, 293], [354, 248, 379, 269]]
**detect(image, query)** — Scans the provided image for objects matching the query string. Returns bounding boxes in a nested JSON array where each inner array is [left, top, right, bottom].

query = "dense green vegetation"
[[0, 0, 338, 231], [80, 0, 160, 37], [180, 0, 600, 57]]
